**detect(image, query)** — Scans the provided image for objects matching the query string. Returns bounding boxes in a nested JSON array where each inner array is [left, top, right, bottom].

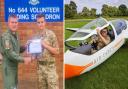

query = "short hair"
[[8, 14, 18, 21], [36, 14, 45, 19]]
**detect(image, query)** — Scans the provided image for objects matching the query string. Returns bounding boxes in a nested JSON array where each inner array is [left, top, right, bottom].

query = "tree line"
[[65, 1, 128, 19]]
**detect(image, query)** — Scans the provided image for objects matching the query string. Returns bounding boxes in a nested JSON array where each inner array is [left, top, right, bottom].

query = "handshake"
[[23, 54, 41, 65]]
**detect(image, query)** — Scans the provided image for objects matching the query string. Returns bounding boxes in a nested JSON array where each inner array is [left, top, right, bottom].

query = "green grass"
[[65, 18, 128, 89]]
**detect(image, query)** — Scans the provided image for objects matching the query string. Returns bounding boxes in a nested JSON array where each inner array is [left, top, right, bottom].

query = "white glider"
[[65, 17, 128, 79]]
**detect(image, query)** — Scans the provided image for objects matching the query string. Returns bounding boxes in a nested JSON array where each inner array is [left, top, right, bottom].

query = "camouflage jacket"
[[32, 29, 59, 62]]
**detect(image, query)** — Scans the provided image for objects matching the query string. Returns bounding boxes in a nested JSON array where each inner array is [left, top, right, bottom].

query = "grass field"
[[65, 18, 128, 89]]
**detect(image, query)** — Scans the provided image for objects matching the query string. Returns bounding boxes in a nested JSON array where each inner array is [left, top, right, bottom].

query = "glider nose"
[[65, 62, 93, 79], [65, 64, 85, 79]]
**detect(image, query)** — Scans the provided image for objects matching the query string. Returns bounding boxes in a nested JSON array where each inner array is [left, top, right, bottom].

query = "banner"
[[5, 0, 63, 22]]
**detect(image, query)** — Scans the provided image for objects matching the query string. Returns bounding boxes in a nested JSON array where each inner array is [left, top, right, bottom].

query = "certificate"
[[27, 39, 42, 54]]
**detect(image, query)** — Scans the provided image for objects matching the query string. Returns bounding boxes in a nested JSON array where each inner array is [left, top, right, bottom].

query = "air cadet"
[[35, 14, 59, 89], [1, 14, 31, 89]]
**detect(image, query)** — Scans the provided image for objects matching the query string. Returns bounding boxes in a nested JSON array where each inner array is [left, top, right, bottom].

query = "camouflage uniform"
[[1, 30, 24, 89], [35, 29, 59, 89]]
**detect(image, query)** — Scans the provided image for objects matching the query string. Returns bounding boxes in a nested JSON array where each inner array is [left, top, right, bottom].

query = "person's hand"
[[96, 29, 100, 33], [23, 57, 31, 65], [42, 40, 50, 48]]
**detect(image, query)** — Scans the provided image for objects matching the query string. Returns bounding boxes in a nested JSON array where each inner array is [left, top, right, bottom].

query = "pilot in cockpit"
[[97, 28, 111, 50], [90, 28, 111, 54]]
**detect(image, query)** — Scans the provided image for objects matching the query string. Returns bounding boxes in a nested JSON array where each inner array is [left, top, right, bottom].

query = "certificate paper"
[[28, 39, 42, 54]]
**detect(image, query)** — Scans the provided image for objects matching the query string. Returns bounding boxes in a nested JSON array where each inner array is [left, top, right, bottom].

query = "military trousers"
[[37, 62, 59, 89], [2, 66, 18, 89]]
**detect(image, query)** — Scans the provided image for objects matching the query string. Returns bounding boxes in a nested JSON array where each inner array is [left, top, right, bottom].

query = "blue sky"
[[65, 0, 128, 14]]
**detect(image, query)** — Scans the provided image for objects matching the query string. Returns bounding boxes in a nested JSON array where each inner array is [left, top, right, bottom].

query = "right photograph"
[[64, 0, 128, 89]]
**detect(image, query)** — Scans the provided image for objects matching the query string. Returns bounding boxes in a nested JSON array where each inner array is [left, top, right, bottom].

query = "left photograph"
[[0, 0, 64, 89]]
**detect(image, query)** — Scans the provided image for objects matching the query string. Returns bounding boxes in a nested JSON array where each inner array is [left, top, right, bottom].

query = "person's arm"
[[42, 40, 59, 55], [96, 29, 109, 45], [2, 35, 23, 62], [42, 31, 59, 55], [2, 34, 31, 63]]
